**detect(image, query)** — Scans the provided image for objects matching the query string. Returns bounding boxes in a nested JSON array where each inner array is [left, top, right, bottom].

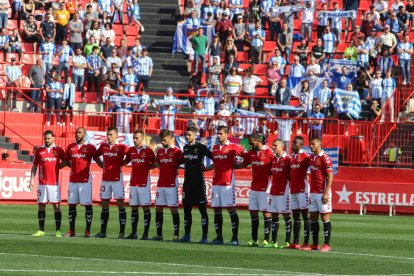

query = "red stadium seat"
[[22, 54, 36, 65], [236, 51, 249, 63], [262, 41, 276, 52], [112, 24, 124, 34], [253, 64, 267, 75], [7, 20, 17, 30]]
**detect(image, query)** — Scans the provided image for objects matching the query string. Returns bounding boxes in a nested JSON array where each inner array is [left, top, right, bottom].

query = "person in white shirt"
[[301, 1, 314, 42], [224, 67, 242, 108], [231, 118, 245, 138], [242, 67, 263, 108], [305, 57, 321, 77]]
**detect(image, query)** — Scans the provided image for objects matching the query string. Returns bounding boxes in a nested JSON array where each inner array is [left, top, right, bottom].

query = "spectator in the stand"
[[131, 38, 143, 56], [277, 22, 292, 64], [229, 0, 242, 23], [54, 3, 70, 45], [383, 141, 402, 167], [103, 62, 122, 89], [247, 0, 260, 22], [397, 6, 409, 31], [242, 67, 263, 108], [223, 54, 238, 77], [296, 39, 309, 68], [407, 0, 414, 30], [224, 66, 242, 108], [361, 13, 375, 37], [39, 35, 55, 74], [127, 0, 143, 32], [183, 0, 195, 18], [111, 0, 124, 25], [193, 0, 202, 16], [381, 69, 396, 122], [28, 59, 44, 112], [317, 3, 329, 38], [289, 56, 305, 78], [122, 66, 137, 93], [117, 37, 128, 58], [231, 118, 245, 139], [84, 36, 99, 57], [316, 79, 332, 118], [215, 0, 229, 19], [69, 12, 84, 50], [369, 69, 383, 104], [6, 57, 22, 112], [275, 78, 291, 106], [269, 48, 286, 75], [260, 0, 272, 29], [367, 99, 381, 120], [101, 23, 115, 46], [224, 37, 237, 64], [203, 90, 216, 118], [99, 11, 112, 30], [249, 21, 265, 64], [98, 0, 112, 17], [377, 48, 394, 77], [298, 80, 313, 118], [190, 27, 208, 74], [86, 21, 101, 45], [309, 103, 325, 141], [375, 0, 388, 26], [182, 9, 202, 25], [306, 57, 321, 77], [350, 26, 365, 46], [322, 26, 336, 62], [365, 29, 379, 65], [331, 66, 357, 90], [187, 110, 202, 138], [84, 5, 99, 31], [392, 0, 405, 14], [9, 29, 23, 62], [45, 75, 63, 126], [86, 46, 102, 101], [356, 70, 370, 103], [233, 15, 245, 51], [201, 0, 213, 20], [203, 11, 216, 26], [220, 94, 233, 115], [0, 28, 9, 61], [343, 39, 358, 61], [397, 32, 413, 85], [242, 106, 258, 137], [45, 67, 57, 86], [66, 0, 78, 19], [23, 15, 40, 49], [106, 47, 122, 72], [62, 76, 76, 126], [158, 88, 177, 132], [301, 1, 313, 42], [266, 59, 282, 97], [136, 48, 153, 90], [215, 12, 233, 44], [116, 101, 133, 134], [312, 38, 325, 64], [72, 48, 87, 100], [209, 111, 227, 135], [331, 2, 343, 43], [379, 25, 397, 53], [0, 0, 9, 30], [57, 40, 74, 79], [100, 37, 114, 75], [209, 35, 221, 65], [208, 56, 221, 88]]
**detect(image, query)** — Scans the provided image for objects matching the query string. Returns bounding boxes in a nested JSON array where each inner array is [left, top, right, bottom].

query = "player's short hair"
[[249, 133, 261, 141], [217, 125, 229, 134], [133, 129, 145, 136], [274, 139, 284, 147], [293, 136, 304, 145], [186, 126, 198, 134], [107, 127, 118, 133], [76, 127, 86, 133], [43, 130, 54, 137], [311, 137, 322, 144], [159, 129, 172, 139]]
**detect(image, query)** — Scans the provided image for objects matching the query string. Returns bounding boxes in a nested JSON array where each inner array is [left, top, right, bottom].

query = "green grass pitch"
[[0, 204, 413, 275]]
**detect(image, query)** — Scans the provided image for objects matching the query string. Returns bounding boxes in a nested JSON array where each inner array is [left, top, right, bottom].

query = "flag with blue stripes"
[[303, 147, 339, 175], [235, 108, 266, 117], [289, 77, 325, 98], [173, 24, 214, 54], [175, 135, 217, 166], [333, 88, 361, 119]]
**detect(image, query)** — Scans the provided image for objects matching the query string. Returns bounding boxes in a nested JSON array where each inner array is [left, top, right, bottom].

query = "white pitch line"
[[329, 251, 414, 262], [0, 252, 316, 275], [0, 269, 285, 275]]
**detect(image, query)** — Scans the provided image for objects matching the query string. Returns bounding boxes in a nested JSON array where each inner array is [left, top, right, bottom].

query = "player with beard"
[[61, 127, 100, 238], [29, 130, 65, 237], [179, 126, 212, 244], [123, 130, 156, 240]]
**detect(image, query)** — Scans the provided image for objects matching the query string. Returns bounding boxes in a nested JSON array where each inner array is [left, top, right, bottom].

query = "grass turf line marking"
[[0, 269, 287, 275], [0, 253, 313, 275], [329, 251, 414, 262]]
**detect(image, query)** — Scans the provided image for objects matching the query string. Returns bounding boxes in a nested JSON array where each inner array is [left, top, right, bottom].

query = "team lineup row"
[[29, 125, 333, 252]]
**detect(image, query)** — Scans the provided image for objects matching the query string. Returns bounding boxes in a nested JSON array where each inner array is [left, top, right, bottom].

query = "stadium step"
[[0, 136, 33, 163], [139, 0, 189, 93]]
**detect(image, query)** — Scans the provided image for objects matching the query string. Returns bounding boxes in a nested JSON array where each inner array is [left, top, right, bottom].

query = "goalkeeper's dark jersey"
[[183, 143, 212, 186]]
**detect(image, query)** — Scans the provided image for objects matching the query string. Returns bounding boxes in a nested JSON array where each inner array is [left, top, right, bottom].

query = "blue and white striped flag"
[[303, 147, 339, 175], [155, 99, 191, 107], [289, 77, 325, 98], [172, 24, 214, 54], [264, 104, 305, 112], [333, 89, 361, 119], [175, 135, 217, 166], [235, 109, 266, 118]]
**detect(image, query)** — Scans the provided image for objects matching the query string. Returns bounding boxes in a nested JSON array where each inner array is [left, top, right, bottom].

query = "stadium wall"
[[0, 166, 413, 214]]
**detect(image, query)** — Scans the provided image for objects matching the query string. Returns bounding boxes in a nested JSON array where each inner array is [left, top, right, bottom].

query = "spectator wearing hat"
[[190, 27, 208, 74], [215, 12, 233, 44], [233, 15, 245, 51], [39, 35, 56, 75], [6, 57, 22, 112], [136, 47, 153, 90], [249, 20, 265, 64], [28, 59, 45, 112], [203, 11, 215, 26]]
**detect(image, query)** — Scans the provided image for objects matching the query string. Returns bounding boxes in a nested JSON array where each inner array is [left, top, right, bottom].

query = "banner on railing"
[[173, 24, 214, 54], [333, 89, 362, 119]]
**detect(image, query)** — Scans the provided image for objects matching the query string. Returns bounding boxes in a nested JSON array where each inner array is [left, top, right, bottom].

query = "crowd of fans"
[[179, 0, 413, 128], [3, 0, 152, 125]]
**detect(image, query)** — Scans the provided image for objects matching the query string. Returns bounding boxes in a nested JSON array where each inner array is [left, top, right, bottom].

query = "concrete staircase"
[[139, 0, 189, 93], [0, 136, 33, 163]]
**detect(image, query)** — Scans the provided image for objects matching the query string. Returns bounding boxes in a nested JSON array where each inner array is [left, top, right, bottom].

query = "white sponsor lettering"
[[0, 170, 32, 199], [159, 158, 172, 163], [103, 152, 118, 157], [184, 154, 198, 160], [310, 166, 318, 170], [355, 191, 414, 206], [291, 164, 301, 169], [214, 154, 228, 160], [251, 161, 264, 166], [42, 157, 57, 162], [131, 158, 145, 163], [271, 167, 283, 172], [71, 154, 86, 159]]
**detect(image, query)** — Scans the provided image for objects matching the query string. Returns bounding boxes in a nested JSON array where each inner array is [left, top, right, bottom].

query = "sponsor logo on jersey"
[[42, 157, 57, 162], [310, 165, 318, 170], [214, 154, 228, 160], [251, 161, 264, 166], [271, 167, 283, 172], [103, 152, 118, 157], [291, 164, 301, 169], [132, 158, 145, 163], [71, 153, 86, 159], [160, 158, 173, 163], [184, 154, 198, 160]]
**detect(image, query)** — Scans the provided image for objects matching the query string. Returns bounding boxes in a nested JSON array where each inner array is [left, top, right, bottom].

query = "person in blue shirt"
[[331, 66, 357, 90], [309, 103, 325, 143]]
